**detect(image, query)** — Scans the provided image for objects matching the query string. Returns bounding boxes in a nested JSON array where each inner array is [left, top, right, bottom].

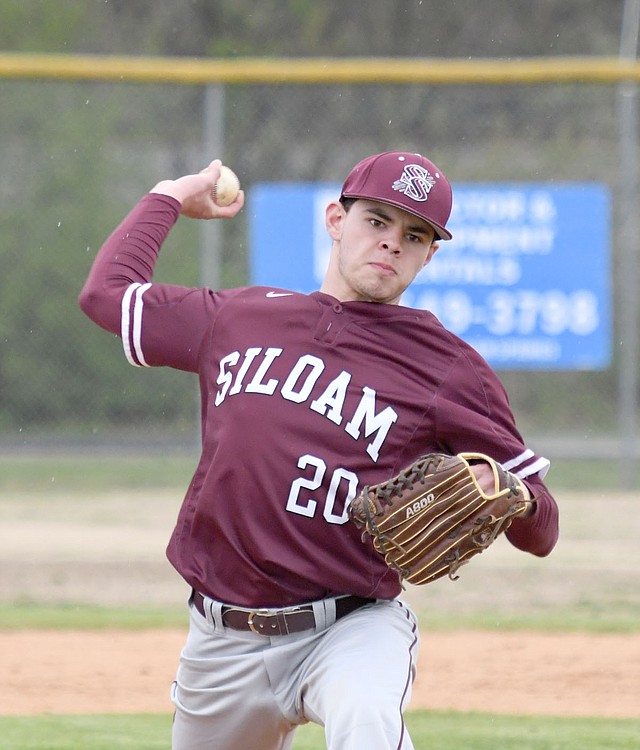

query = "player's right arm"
[[150, 159, 244, 220], [79, 161, 244, 372]]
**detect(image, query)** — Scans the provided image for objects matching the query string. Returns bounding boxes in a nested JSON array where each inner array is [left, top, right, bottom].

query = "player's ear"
[[423, 240, 440, 267], [325, 201, 346, 240]]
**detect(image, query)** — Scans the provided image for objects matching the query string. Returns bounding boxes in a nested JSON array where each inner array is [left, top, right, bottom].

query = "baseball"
[[213, 165, 241, 206]]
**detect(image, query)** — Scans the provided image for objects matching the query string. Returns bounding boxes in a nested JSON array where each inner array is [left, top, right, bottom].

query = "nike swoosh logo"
[[266, 291, 293, 298]]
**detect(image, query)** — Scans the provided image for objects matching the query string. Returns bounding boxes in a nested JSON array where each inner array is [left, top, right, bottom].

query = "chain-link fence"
[[0, 59, 636, 466]]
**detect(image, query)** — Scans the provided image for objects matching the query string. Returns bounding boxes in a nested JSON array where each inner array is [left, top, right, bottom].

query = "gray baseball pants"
[[171, 595, 419, 750]]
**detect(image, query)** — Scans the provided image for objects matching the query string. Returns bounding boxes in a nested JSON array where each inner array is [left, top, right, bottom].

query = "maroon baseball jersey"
[[80, 193, 559, 608]]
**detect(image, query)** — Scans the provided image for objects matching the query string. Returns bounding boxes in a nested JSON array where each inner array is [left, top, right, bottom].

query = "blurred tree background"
[[0, 0, 633, 458]]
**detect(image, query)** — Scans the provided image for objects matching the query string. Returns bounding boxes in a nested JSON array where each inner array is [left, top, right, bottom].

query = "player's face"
[[321, 199, 439, 304]]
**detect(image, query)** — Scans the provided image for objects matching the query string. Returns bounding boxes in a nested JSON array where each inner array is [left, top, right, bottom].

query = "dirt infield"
[[1, 628, 639, 718], [1, 487, 639, 718]]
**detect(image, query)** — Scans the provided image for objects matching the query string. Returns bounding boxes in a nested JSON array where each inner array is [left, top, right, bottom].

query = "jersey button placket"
[[314, 302, 344, 343]]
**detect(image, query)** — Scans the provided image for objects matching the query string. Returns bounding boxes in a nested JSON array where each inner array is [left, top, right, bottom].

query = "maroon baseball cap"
[[340, 151, 453, 240]]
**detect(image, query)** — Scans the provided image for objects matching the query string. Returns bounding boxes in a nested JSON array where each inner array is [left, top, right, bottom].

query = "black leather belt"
[[192, 591, 375, 636]]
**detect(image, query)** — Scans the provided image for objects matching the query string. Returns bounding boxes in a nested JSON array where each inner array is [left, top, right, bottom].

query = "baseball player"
[[79, 151, 559, 750]]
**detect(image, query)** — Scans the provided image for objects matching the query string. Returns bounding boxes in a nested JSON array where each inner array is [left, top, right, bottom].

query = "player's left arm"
[[435, 356, 559, 557], [503, 469, 558, 556]]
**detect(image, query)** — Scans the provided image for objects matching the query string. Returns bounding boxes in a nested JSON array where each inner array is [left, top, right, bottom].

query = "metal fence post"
[[617, 0, 640, 486], [200, 83, 225, 290]]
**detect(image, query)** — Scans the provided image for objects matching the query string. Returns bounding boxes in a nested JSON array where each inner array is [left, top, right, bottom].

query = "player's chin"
[[361, 283, 403, 305], [351, 271, 403, 304]]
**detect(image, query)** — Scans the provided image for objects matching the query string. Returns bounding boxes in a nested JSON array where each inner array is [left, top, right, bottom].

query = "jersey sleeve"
[[434, 345, 559, 556], [79, 193, 216, 372]]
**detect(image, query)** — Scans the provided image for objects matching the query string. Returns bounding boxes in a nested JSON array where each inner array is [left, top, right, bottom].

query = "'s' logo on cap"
[[392, 164, 436, 203]]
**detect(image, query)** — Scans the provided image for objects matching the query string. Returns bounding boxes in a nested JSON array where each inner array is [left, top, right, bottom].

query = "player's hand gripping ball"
[[212, 165, 241, 206], [348, 452, 531, 586]]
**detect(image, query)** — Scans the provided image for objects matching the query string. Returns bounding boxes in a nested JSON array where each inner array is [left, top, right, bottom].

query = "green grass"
[[404, 712, 640, 750], [0, 714, 170, 750], [0, 454, 635, 493], [1, 600, 638, 634], [0, 712, 638, 750], [417, 603, 640, 634], [546, 459, 640, 491], [0, 603, 188, 631], [0, 454, 195, 493]]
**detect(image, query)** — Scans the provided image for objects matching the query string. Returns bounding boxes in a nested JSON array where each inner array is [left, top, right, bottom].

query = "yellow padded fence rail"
[[1, 53, 640, 85]]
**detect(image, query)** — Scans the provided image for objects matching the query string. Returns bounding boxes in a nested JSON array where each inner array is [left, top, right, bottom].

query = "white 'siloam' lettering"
[[214, 348, 398, 462]]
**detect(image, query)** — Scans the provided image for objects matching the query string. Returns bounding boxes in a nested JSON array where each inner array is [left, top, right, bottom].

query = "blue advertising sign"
[[250, 182, 611, 370]]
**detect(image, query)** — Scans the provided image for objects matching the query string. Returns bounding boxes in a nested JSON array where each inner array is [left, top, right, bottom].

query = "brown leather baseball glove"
[[348, 452, 531, 585]]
